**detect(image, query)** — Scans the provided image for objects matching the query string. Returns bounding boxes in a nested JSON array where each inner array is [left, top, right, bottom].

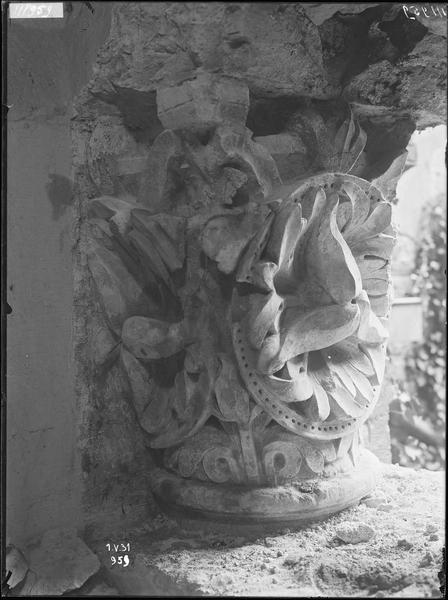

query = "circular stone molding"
[[150, 449, 380, 529]]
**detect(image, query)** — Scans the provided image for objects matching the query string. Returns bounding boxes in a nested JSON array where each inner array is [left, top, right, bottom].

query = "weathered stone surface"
[[137, 129, 182, 209], [81, 0, 442, 127], [150, 450, 380, 527], [254, 133, 310, 182], [5, 545, 28, 590], [87, 116, 148, 196], [88, 3, 332, 98], [87, 582, 120, 596], [6, 2, 115, 548], [361, 490, 387, 508], [403, 5, 448, 37], [220, 3, 333, 97], [87, 464, 444, 597], [335, 521, 375, 544], [377, 501, 397, 512], [254, 133, 307, 157], [19, 528, 100, 596], [157, 74, 249, 132], [200, 213, 259, 273], [71, 0, 446, 539], [362, 375, 394, 462], [344, 32, 447, 127], [79, 95, 396, 522], [300, 3, 382, 26], [86, 240, 157, 334]]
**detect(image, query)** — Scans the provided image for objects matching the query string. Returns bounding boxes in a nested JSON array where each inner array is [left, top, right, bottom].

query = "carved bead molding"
[[84, 77, 396, 527]]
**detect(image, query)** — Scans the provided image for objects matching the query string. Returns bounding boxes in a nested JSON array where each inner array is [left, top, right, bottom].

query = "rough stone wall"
[[71, 2, 446, 539], [6, 2, 113, 546]]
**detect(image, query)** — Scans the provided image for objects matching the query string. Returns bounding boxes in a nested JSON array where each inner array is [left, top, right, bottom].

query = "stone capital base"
[[150, 449, 380, 532]]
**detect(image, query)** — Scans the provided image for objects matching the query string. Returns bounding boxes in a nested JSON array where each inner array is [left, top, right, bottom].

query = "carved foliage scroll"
[[85, 95, 395, 487]]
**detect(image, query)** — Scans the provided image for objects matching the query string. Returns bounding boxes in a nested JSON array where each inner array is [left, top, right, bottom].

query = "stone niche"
[[71, 2, 446, 536]]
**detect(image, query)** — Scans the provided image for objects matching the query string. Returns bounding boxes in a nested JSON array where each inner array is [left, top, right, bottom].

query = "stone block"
[[221, 3, 333, 97], [157, 73, 249, 132], [300, 3, 382, 26], [254, 133, 307, 157], [254, 133, 310, 182], [87, 116, 148, 196], [335, 521, 375, 544], [344, 32, 447, 127]]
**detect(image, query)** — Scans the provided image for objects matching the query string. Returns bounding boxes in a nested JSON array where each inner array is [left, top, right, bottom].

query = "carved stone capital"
[[72, 2, 446, 529], [81, 87, 398, 525]]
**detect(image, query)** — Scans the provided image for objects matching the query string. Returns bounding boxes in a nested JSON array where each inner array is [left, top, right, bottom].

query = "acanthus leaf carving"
[[334, 109, 367, 174], [262, 302, 361, 376], [83, 88, 395, 500], [297, 107, 367, 175], [121, 316, 190, 360], [87, 240, 159, 334], [131, 209, 186, 270], [214, 355, 250, 425]]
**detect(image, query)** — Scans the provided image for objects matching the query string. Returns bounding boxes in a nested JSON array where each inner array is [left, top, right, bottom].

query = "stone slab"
[[89, 463, 444, 597]]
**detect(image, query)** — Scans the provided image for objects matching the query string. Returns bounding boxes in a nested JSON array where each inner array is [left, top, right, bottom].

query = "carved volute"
[[82, 69, 397, 527]]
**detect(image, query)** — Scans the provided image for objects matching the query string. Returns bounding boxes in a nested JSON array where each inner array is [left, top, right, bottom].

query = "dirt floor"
[[83, 463, 445, 597]]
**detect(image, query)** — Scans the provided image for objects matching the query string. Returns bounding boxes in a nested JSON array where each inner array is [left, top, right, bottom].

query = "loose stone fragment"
[[376, 502, 395, 512], [335, 521, 375, 544], [19, 528, 100, 596], [283, 554, 300, 566], [389, 583, 424, 597], [5, 545, 28, 590], [362, 491, 386, 508], [418, 551, 434, 568]]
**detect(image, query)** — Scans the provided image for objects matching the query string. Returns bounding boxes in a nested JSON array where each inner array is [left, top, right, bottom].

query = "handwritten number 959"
[[111, 555, 130, 567]]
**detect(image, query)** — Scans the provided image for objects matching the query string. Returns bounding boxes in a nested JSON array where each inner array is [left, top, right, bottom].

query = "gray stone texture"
[[6, 1, 113, 547], [87, 464, 444, 597], [72, 1, 446, 538], [17, 528, 100, 596], [7, 0, 446, 548]]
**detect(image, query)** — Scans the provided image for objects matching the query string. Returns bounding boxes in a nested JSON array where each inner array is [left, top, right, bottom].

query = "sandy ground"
[[85, 463, 445, 597]]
